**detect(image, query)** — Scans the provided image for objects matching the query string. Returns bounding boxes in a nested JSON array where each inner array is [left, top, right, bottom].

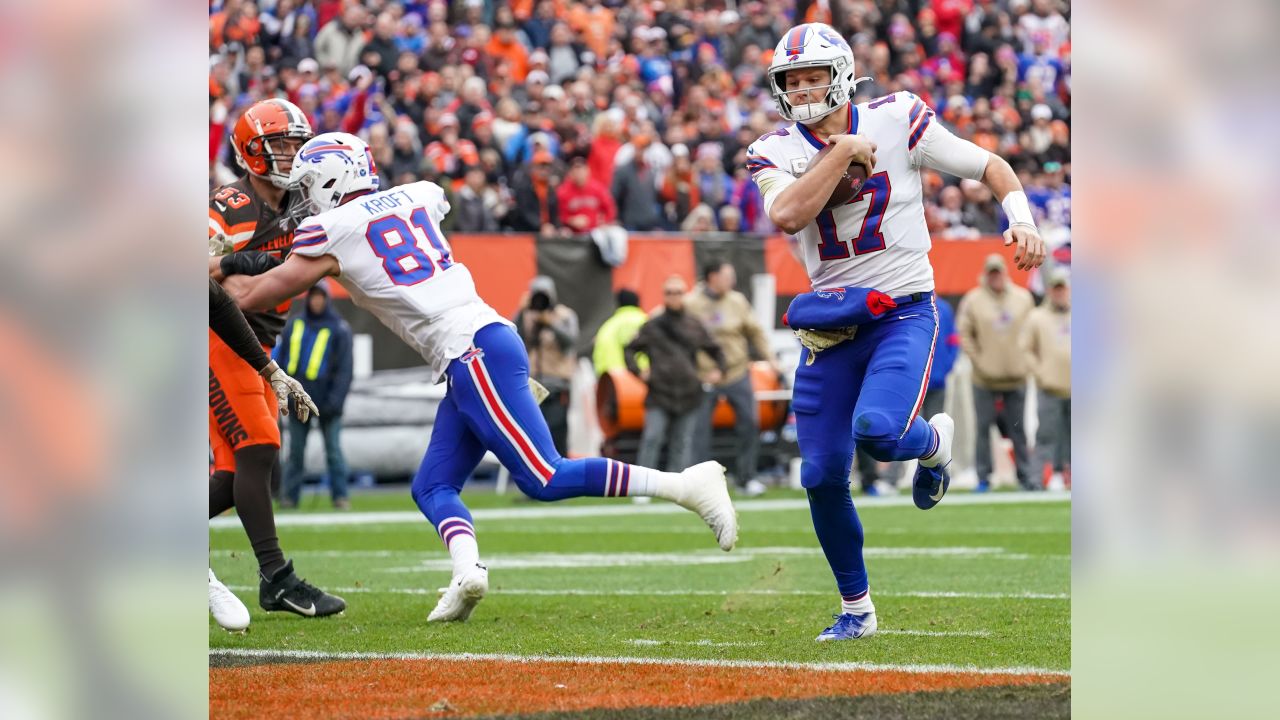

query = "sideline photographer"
[[513, 276, 580, 454]]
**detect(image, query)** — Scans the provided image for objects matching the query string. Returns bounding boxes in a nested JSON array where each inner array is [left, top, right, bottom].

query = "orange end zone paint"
[[210, 657, 1068, 720]]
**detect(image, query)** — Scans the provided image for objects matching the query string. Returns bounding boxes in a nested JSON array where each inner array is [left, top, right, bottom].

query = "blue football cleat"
[[912, 461, 951, 510], [815, 612, 878, 641]]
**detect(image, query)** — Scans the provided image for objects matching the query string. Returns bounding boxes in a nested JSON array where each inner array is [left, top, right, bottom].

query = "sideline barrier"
[[597, 362, 788, 440]]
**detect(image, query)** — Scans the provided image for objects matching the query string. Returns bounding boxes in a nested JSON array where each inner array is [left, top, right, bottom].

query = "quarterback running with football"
[[748, 23, 1045, 641], [213, 132, 738, 624]]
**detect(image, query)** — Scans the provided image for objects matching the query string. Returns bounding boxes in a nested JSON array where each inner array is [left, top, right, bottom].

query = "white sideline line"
[[226, 585, 1068, 600], [209, 647, 1069, 678], [209, 491, 1071, 529]]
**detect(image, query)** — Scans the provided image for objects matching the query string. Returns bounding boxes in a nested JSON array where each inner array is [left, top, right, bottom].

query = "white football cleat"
[[428, 563, 489, 622], [209, 568, 250, 632], [676, 461, 738, 551]]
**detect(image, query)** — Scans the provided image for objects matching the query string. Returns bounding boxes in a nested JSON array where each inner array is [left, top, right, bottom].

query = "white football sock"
[[449, 535, 480, 577], [919, 414, 954, 468], [437, 517, 480, 576], [624, 463, 685, 502], [842, 590, 875, 616]]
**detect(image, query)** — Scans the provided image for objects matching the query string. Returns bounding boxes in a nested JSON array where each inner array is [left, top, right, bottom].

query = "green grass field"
[[210, 488, 1070, 675]]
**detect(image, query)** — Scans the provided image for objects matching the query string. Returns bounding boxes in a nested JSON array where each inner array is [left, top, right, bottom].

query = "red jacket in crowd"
[[556, 177, 616, 233], [588, 135, 622, 188]]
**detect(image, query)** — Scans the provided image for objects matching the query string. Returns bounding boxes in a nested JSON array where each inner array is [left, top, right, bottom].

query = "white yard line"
[[209, 491, 1071, 529], [211, 546, 1059, 571], [225, 585, 1068, 600], [877, 629, 993, 637], [625, 628, 991, 644], [209, 647, 1069, 678], [626, 639, 763, 648]]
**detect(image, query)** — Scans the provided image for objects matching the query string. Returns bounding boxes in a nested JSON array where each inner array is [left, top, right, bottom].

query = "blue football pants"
[[792, 295, 940, 599], [411, 323, 623, 543]]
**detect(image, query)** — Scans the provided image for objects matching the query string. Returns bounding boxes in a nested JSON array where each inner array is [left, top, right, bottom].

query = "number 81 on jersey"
[[364, 207, 454, 285]]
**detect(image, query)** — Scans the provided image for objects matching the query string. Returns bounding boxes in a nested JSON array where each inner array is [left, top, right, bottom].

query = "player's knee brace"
[[852, 411, 904, 461], [800, 454, 853, 490]]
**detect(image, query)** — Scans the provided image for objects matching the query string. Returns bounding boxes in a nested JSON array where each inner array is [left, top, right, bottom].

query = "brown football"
[[808, 143, 870, 210]]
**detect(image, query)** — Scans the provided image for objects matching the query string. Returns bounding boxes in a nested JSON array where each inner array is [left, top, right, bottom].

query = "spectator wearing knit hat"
[[507, 148, 561, 236], [425, 114, 479, 179], [611, 123, 665, 232]]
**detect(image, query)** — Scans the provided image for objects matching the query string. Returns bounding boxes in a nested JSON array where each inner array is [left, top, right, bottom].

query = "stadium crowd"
[[208, 0, 1070, 239]]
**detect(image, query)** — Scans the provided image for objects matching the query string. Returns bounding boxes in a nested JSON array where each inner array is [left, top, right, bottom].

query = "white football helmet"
[[767, 23, 867, 124], [288, 132, 380, 215]]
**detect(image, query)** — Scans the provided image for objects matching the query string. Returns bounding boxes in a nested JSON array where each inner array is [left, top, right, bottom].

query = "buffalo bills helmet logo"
[[817, 27, 850, 51], [299, 142, 355, 164]]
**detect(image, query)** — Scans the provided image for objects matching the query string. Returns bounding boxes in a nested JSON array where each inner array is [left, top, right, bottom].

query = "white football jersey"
[[748, 92, 990, 296], [290, 180, 510, 382]]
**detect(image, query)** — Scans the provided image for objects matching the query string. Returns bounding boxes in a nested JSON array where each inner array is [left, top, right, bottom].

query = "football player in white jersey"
[[214, 132, 738, 624], [748, 23, 1045, 641]]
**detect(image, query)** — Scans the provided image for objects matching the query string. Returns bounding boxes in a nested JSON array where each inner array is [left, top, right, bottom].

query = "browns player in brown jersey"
[[208, 99, 344, 623]]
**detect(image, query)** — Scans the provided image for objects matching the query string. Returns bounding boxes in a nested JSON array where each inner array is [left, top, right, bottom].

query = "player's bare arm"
[[769, 134, 876, 234], [980, 153, 1046, 271], [224, 252, 339, 312]]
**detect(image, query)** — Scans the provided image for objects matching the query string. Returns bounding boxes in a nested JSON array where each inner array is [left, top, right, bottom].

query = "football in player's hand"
[[809, 144, 869, 210]]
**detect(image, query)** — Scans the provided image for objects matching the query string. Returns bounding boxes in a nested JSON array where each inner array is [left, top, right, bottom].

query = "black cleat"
[[259, 560, 346, 617]]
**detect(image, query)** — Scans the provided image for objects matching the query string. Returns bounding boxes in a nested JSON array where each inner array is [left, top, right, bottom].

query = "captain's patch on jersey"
[[791, 158, 809, 174]]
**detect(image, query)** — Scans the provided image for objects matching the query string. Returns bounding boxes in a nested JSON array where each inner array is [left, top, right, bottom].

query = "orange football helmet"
[[231, 99, 313, 189]]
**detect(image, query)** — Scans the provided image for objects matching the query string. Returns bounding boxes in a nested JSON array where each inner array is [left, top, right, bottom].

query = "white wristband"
[[1001, 191, 1037, 228]]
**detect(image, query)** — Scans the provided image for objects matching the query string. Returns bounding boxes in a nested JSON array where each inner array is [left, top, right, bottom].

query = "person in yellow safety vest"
[[591, 289, 648, 377], [273, 282, 355, 509]]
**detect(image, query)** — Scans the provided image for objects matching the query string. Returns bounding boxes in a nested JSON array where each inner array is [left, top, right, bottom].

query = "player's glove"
[[220, 251, 282, 278], [795, 327, 857, 365], [209, 232, 234, 257], [260, 361, 320, 422]]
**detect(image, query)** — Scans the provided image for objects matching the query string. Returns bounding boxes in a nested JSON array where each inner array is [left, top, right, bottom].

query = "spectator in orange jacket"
[[557, 153, 616, 234], [487, 18, 531, 82]]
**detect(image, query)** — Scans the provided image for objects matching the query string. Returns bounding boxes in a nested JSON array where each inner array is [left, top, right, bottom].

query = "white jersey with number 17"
[[748, 92, 990, 297], [289, 180, 510, 382]]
